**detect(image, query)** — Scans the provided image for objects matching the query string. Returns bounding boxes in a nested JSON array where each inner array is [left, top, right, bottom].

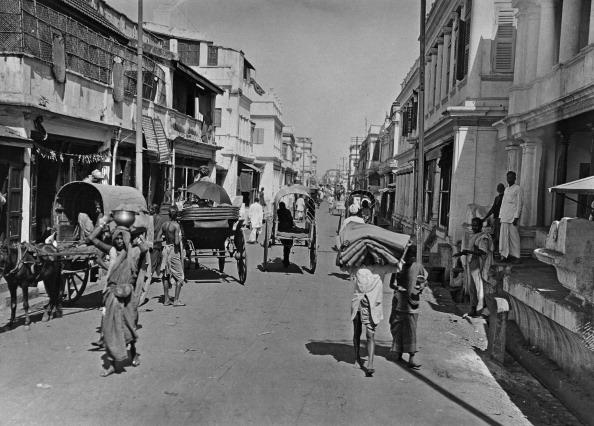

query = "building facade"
[[0, 0, 222, 243], [281, 126, 298, 186]]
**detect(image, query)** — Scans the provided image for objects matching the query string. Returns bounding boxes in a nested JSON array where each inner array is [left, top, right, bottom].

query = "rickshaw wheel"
[[336, 215, 343, 234], [309, 225, 317, 273], [262, 220, 269, 271], [62, 262, 94, 303], [237, 250, 247, 284]]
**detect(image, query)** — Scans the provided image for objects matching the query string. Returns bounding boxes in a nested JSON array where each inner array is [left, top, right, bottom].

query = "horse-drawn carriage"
[[336, 190, 376, 233], [262, 185, 317, 272], [179, 181, 247, 284], [53, 181, 152, 302]]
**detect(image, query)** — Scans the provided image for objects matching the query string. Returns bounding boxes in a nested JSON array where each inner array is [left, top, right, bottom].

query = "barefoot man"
[[160, 206, 186, 306]]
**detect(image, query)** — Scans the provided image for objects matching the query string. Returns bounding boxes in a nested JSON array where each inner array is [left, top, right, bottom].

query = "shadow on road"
[[257, 258, 304, 274], [426, 283, 465, 319], [305, 339, 502, 426]]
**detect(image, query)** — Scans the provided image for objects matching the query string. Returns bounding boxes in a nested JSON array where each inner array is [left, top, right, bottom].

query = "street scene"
[[1, 0, 594, 425]]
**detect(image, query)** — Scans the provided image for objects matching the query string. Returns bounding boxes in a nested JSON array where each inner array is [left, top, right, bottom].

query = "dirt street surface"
[[0, 203, 580, 425]]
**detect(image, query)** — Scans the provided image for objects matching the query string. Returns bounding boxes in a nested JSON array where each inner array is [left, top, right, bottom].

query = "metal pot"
[[112, 210, 136, 227]]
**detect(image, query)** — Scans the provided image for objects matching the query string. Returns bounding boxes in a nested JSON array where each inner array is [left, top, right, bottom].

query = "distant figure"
[[277, 202, 294, 268], [340, 204, 364, 233], [295, 195, 305, 220], [499, 171, 522, 263], [482, 183, 505, 255], [194, 165, 212, 182], [361, 200, 372, 224], [248, 198, 264, 244], [259, 187, 266, 208]]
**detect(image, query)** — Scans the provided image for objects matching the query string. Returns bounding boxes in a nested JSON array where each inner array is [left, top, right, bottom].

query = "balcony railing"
[[169, 109, 216, 146]]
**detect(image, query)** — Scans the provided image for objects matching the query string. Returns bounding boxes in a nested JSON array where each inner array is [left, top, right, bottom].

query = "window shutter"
[[493, 8, 516, 73], [253, 128, 264, 144], [214, 108, 222, 127]]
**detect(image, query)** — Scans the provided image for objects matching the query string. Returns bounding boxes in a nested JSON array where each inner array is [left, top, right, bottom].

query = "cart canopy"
[[274, 185, 312, 203], [549, 176, 594, 195]]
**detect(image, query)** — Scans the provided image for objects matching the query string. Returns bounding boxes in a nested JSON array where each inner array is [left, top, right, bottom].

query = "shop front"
[[238, 161, 261, 205]]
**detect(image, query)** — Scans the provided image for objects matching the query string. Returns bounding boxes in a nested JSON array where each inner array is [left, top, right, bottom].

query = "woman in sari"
[[90, 225, 148, 376]]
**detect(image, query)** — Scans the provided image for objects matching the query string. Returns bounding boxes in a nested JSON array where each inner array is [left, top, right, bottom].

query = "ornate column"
[[559, 0, 583, 62], [435, 37, 444, 107], [431, 163, 441, 227], [524, 3, 541, 82], [536, 0, 557, 77], [441, 28, 452, 101], [505, 143, 522, 179], [519, 138, 542, 227]]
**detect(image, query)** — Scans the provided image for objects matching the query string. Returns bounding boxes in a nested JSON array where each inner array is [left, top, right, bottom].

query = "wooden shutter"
[[455, 19, 467, 80], [492, 8, 516, 73], [214, 108, 222, 127], [7, 166, 23, 243]]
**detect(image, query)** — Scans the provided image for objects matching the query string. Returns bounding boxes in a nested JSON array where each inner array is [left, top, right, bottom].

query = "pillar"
[[559, 0, 583, 62], [449, 12, 459, 91], [505, 143, 522, 180], [536, 0, 557, 77], [431, 163, 441, 227], [524, 4, 541, 82], [589, 0, 594, 44], [513, 7, 528, 85], [435, 37, 444, 107], [441, 29, 451, 101], [427, 54, 435, 111], [519, 138, 542, 227]]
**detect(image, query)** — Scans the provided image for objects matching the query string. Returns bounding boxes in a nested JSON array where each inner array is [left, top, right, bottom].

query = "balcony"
[[168, 109, 216, 146]]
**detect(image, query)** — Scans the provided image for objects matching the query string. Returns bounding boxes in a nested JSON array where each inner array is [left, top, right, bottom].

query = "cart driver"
[[159, 206, 186, 306]]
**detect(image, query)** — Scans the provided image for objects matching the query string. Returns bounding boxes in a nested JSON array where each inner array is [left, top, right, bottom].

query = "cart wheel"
[[62, 266, 93, 303], [309, 225, 317, 273], [237, 249, 247, 284], [263, 220, 269, 271], [336, 215, 343, 234]]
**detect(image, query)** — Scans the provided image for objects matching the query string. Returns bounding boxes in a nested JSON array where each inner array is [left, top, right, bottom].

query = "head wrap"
[[112, 226, 131, 251], [349, 204, 359, 214]]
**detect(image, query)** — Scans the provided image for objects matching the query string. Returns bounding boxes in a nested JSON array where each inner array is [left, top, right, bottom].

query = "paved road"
[[0, 205, 573, 425]]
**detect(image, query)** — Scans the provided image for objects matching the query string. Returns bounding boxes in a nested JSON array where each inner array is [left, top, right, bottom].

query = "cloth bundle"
[[337, 222, 411, 268]]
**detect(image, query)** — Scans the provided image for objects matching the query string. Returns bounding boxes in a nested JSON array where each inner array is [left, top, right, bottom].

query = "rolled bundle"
[[337, 222, 410, 268]]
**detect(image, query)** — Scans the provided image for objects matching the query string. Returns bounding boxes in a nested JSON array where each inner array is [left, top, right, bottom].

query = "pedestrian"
[[295, 195, 305, 221], [160, 206, 186, 306], [248, 198, 264, 244], [499, 171, 523, 263], [388, 245, 427, 369], [350, 254, 399, 376], [150, 203, 167, 284], [327, 193, 334, 214], [259, 187, 266, 208], [482, 183, 505, 256], [277, 201, 294, 268], [83, 169, 104, 184], [361, 200, 372, 224], [340, 204, 364, 233], [454, 217, 493, 317], [194, 165, 212, 182], [89, 225, 147, 376]]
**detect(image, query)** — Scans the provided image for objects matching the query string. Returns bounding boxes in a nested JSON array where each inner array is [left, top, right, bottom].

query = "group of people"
[[350, 244, 427, 376]]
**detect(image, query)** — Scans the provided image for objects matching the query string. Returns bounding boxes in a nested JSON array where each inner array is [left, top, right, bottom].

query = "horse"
[[0, 242, 62, 328]]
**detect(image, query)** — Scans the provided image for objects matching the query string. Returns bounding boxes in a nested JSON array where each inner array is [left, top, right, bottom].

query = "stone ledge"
[[503, 260, 594, 348]]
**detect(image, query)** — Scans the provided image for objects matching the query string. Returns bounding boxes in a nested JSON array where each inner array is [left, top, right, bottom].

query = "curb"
[[506, 321, 594, 426]]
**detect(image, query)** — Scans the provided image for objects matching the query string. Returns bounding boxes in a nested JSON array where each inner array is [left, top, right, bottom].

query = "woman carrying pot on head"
[[88, 220, 148, 377]]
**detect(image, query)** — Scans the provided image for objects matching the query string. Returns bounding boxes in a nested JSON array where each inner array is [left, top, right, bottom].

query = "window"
[[455, 2, 471, 81], [282, 144, 288, 159], [445, 30, 452, 93], [178, 41, 200, 66], [438, 145, 453, 229], [424, 159, 436, 223], [492, 8, 516, 73], [213, 108, 222, 127], [253, 128, 264, 144], [207, 45, 218, 66]]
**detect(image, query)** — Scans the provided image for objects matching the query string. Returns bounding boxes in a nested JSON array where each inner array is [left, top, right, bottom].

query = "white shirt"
[[296, 198, 305, 211], [248, 203, 264, 228], [499, 184, 523, 223]]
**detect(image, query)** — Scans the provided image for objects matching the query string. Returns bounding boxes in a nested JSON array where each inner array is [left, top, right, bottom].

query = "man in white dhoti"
[[248, 198, 264, 244], [499, 171, 522, 263]]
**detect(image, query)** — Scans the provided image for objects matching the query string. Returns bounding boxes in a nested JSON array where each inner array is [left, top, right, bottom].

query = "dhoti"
[[160, 244, 184, 284], [499, 222, 520, 259]]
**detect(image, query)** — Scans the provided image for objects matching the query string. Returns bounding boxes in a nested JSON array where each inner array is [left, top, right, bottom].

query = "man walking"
[[248, 198, 264, 244], [159, 206, 186, 306], [482, 183, 505, 256], [499, 171, 522, 263]]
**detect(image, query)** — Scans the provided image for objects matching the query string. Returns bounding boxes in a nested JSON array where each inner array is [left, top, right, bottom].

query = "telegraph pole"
[[416, 0, 426, 260], [135, 0, 144, 192]]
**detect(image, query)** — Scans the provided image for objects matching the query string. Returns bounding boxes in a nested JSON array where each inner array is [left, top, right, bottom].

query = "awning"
[[240, 162, 261, 173], [142, 116, 170, 163], [550, 176, 594, 195]]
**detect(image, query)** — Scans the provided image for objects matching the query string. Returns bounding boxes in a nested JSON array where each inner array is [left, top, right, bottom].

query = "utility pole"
[[135, 0, 144, 192], [416, 0, 426, 262]]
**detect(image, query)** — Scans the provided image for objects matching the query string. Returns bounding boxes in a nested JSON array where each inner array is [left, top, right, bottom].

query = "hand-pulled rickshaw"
[[179, 181, 247, 284], [262, 185, 317, 272], [53, 182, 152, 302], [336, 189, 376, 233]]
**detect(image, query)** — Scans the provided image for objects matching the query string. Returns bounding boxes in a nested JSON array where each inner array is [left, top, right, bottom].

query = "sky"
[[109, 0, 420, 174]]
